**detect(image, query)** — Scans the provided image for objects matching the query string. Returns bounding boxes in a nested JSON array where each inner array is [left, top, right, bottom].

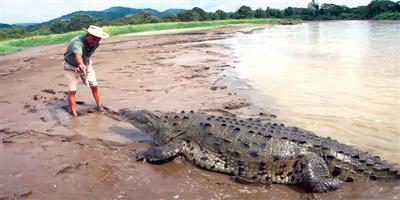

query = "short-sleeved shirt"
[[64, 35, 99, 67]]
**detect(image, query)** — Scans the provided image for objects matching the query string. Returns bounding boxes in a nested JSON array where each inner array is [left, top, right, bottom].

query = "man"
[[63, 25, 109, 116]]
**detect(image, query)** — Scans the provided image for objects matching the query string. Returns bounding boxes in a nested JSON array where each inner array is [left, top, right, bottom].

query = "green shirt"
[[64, 35, 99, 67]]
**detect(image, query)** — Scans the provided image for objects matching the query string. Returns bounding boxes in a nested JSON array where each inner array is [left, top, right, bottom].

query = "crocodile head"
[[119, 108, 177, 144]]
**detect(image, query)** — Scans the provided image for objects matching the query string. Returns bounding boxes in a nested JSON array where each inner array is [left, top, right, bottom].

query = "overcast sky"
[[1, 0, 371, 24]]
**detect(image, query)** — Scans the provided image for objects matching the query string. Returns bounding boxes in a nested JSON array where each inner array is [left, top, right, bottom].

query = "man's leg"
[[68, 91, 78, 116], [86, 64, 101, 110], [64, 66, 79, 116], [90, 86, 101, 109]]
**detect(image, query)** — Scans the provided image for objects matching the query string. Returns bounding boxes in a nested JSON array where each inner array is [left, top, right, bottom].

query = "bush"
[[161, 14, 179, 22], [192, 7, 209, 21], [116, 13, 159, 25], [255, 8, 266, 18], [207, 12, 220, 20], [338, 13, 362, 19], [215, 10, 228, 19], [373, 11, 400, 19], [177, 10, 201, 21]]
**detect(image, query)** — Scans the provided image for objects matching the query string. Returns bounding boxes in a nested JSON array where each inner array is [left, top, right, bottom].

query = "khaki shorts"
[[63, 61, 98, 91]]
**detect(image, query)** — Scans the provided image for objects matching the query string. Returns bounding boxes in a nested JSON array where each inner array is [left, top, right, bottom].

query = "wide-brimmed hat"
[[83, 25, 109, 39]]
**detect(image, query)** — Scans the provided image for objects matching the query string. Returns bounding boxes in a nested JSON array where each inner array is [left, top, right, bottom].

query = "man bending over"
[[63, 25, 109, 116]]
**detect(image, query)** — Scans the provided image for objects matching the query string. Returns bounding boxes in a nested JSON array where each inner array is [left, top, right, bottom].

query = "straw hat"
[[83, 25, 109, 39]]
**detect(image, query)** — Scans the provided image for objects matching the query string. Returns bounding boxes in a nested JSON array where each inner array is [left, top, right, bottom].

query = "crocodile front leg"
[[296, 152, 343, 192], [136, 139, 186, 162]]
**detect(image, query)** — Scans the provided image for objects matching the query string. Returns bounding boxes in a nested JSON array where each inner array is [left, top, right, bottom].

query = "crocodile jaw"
[[119, 108, 160, 135]]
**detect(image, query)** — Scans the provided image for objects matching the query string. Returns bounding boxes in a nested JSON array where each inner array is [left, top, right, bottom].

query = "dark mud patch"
[[223, 98, 250, 110], [41, 89, 57, 94]]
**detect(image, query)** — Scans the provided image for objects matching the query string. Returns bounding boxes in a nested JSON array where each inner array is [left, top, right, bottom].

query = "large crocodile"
[[119, 109, 400, 192]]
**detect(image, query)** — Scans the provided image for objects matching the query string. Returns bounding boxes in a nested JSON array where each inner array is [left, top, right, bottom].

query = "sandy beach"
[[1, 24, 399, 200]]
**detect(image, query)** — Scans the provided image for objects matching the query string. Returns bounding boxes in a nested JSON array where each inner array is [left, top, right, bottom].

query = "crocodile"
[[119, 109, 400, 193]]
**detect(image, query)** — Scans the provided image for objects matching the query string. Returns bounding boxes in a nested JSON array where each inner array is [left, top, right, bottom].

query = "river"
[[223, 21, 400, 163]]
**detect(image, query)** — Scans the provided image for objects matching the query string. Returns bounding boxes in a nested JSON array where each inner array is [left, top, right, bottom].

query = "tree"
[[284, 7, 294, 17], [351, 6, 369, 19], [396, 1, 400, 11], [215, 9, 228, 19], [266, 7, 283, 18], [161, 14, 179, 22], [233, 6, 255, 19], [177, 10, 201, 21], [28, 25, 52, 36], [192, 7, 208, 20], [49, 20, 71, 33], [136, 12, 159, 23], [116, 12, 159, 24], [254, 8, 266, 18], [307, 0, 319, 16], [0, 27, 27, 40], [68, 14, 97, 31], [207, 12, 220, 20], [366, 0, 398, 18], [320, 4, 350, 17]]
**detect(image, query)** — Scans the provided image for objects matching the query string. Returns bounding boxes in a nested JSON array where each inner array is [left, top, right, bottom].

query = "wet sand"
[[1, 24, 399, 200]]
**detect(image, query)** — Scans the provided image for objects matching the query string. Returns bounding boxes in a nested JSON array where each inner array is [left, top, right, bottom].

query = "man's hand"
[[75, 63, 87, 76]]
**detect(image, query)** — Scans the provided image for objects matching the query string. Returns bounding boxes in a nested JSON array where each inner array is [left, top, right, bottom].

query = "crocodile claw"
[[135, 151, 146, 161]]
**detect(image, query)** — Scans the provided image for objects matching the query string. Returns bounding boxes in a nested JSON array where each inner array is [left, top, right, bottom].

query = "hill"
[[0, 23, 13, 29], [49, 7, 184, 22]]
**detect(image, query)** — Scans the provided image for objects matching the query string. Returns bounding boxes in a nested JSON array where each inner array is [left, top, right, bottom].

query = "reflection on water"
[[224, 21, 400, 162]]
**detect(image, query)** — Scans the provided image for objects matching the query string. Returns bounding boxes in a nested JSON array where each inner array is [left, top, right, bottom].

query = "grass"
[[0, 31, 84, 55], [0, 18, 293, 55]]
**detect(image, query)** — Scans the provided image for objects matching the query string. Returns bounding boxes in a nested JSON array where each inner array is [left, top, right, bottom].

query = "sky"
[[1, 0, 372, 24]]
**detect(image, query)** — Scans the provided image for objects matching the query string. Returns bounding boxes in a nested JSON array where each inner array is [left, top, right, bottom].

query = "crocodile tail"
[[318, 139, 400, 182], [253, 124, 399, 181], [325, 153, 400, 182]]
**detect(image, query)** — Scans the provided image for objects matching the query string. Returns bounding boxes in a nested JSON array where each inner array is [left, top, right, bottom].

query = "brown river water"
[[223, 21, 400, 164]]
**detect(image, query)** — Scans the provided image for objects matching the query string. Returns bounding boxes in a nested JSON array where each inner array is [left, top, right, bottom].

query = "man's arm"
[[74, 53, 87, 75]]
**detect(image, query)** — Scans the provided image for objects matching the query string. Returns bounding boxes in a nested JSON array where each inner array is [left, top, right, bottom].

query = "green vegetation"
[[1, 31, 84, 55], [373, 12, 400, 19], [0, 18, 285, 55]]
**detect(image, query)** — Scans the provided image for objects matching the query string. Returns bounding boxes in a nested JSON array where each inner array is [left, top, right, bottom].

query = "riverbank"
[[0, 18, 293, 55], [1, 23, 399, 200]]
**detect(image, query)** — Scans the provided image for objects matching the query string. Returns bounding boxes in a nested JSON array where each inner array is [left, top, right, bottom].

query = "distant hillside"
[[161, 9, 185, 15], [49, 7, 185, 22], [0, 23, 13, 29], [14, 23, 39, 27], [0, 23, 38, 29]]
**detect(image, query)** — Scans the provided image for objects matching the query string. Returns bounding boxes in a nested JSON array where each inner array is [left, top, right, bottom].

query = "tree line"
[[1, 0, 399, 41]]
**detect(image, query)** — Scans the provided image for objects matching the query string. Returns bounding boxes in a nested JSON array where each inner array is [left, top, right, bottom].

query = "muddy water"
[[223, 21, 400, 163]]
